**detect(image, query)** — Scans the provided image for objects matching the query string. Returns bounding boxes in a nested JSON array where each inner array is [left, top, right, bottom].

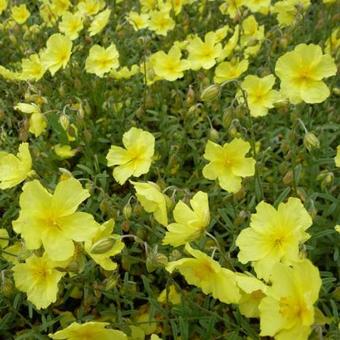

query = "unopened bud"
[[303, 132, 320, 152], [90, 237, 116, 254], [186, 86, 195, 106], [146, 252, 168, 273], [200, 84, 220, 102], [208, 128, 219, 142], [59, 114, 69, 130], [123, 202, 132, 219], [223, 108, 234, 128]]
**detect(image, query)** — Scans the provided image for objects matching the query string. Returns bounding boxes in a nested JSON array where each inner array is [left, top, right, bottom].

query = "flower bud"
[[223, 108, 234, 128], [200, 84, 221, 102], [59, 114, 69, 130], [186, 86, 195, 106], [303, 132, 320, 152], [90, 237, 116, 254], [146, 251, 168, 273], [123, 201, 132, 219], [208, 128, 219, 142]]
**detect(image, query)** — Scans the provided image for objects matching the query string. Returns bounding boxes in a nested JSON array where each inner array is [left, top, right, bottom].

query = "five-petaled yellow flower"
[[236, 197, 312, 280], [203, 138, 255, 193], [40, 33, 73, 76], [13, 177, 97, 261], [0, 143, 34, 190], [240, 74, 281, 117], [166, 243, 241, 304], [12, 253, 65, 309], [106, 127, 155, 185], [152, 46, 190, 81], [49, 321, 127, 340], [11, 4, 30, 24], [163, 191, 209, 247], [275, 43, 337, 104], [85, 44, 120, 77], [131, 181, 168, 226], [187, 32, 222, 70], [59, 11, 84, 40], [259, 260, 321, 340]]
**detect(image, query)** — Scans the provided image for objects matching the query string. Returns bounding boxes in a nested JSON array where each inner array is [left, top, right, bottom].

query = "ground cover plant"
[[0, 0, 339, 339]]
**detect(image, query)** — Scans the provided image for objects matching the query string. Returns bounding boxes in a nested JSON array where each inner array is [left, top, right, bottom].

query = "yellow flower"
[[11, 4, 30, 24], [187, 32, 222, 70], [88, 8, 111, 36], [0, 0, 8, 15], [240, 15, 264, 56], [59, 11, 83, 40], [131, 181, 168, 226], [140, 0, 157, 12], [110, 65, 140, 80], [214, 58, 248, 83], [152, 46, 190, 81], [12, 253, 65, 309], [335, 145, 340, 167], [163, 191, 209, 247], [49, 321, 127, 340], [77, 0, 105, 16], [219, 0, 244, 18], [272, 0, 311, 27], [203, 138, 255, 193], [20, 54, 46, 81], [12, 178, 97, 261], [259, 260, 321, 339], [275, 44, 337, 104], [236, 197, 312, 280], [53, 144, 77, 159], [218, 26, 240, 61], [85, 44, 120, 77], [158, 284, 181, 305], [106, 127, 155, 185], [40, 33, 72, 76], [244, 0, 270, 14], [0, 143, 33, 189], [325, 28, 340, 56], [84, 219, 125, 271], [235, 273, 267, 318], [240, 74, 281, 117], [127, 11, 149, 30], [50, 0, 71, 17], [148, 9, 175, 36], [14, 102, 47, 137], [166, 243, 241, 304]]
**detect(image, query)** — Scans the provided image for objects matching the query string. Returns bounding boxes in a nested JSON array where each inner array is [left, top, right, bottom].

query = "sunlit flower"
[[59, 11, 83, 40], [106, 127, 155, 185], [214, 58, 248, 83], [275, 44, 337, 104], [0, 0, 8, 15], [163, 191, 209, 247], [53, 144, 77, 159], [259, 260, 321, 339], [158, 284, 181, 305], [151, 46, 190, 81], [203, 138, 255, 193], [77, 0, 105, 16], [20, 54, 46, 81], [148, 9, 175, 36], [166, 243, 241, 304], [85, 44, 120, 77], [240, 74, 281, 117], [127, 11, 149, 30], [0, 143, 33, 190], [40, 33, 72, 76], [131, 181, 168, 226], [187, 32, 222, 70], [236, 198, 312, 280], [88, 8, 111, 36], [49, 321, 127, 340], [13, 178, 97, 261], [12, 253, 65, 309], [14, 102, 47, 137], [11, 4, 30, 24]]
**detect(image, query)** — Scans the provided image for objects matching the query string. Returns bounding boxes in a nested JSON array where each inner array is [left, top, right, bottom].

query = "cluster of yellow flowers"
[[0, 0, 339, 339]]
